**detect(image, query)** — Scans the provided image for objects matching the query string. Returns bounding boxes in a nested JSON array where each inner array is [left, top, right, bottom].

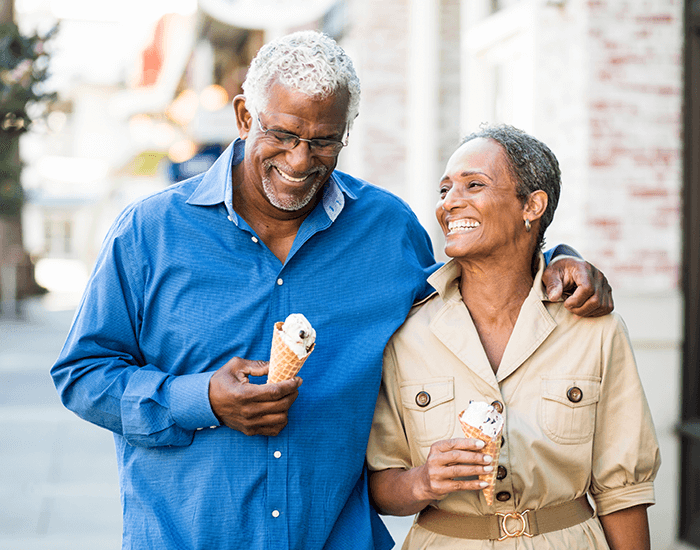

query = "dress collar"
[[427, 252, 550, 303]]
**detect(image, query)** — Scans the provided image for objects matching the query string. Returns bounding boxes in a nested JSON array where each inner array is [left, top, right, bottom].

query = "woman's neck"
[[456, 254, 535, 373]]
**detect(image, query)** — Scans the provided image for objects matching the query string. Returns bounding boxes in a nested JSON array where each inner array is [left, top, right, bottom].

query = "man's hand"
[[209, 356, 301, 436], [543, 256, 614, 317]]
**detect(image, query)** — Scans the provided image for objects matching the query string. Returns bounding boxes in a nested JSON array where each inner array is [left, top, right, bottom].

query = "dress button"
[[496, 491, 511, 502], [415, 391, 431, 407], [567, 386, 583, 403], [496, 466, 507, 480], [491, 400, 504, 414], [251, 236, 259, 243], [274, 451, 282, 458], [272, 510, 280, 518], [500, 436, 505, 447], [277, 278, 284, 286]]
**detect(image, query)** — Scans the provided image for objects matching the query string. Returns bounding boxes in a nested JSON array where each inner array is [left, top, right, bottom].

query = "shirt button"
[[496, 466, 507, 480], [496, 491, 511, 502], [272, 510, 280, 518], [567, 386, 583, 403], [251, 236, 259, 243], [277, 278, 283, 286], [491, 400, 504, 414], [274, 451, 282, 458], [227, 215, 232, 222], [501, 436, 505, 447], [415, 391, 431, 407]]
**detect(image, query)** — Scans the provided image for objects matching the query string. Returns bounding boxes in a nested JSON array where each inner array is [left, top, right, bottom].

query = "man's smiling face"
[[240, 81, 349, 213]]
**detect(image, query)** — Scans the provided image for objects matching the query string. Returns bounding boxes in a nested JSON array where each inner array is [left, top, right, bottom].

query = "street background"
[[0, 0, 693, 548]]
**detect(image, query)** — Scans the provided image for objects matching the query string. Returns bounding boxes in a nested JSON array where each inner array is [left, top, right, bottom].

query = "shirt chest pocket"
[[400, 377, 455, 446], [540, 375, 601, 445]]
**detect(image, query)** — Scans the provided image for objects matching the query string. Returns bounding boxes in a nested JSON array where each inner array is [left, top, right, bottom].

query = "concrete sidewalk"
[[0, 294, 122, 550], [0, 294, 413, 549]]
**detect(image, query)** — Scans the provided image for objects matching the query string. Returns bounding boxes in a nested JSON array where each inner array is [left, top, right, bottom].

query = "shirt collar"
[[427, 251, 549, 302], [186, 138, 352, 224]]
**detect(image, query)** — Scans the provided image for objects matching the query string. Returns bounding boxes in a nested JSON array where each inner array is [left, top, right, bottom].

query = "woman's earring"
[[524, 219, 531, 232]]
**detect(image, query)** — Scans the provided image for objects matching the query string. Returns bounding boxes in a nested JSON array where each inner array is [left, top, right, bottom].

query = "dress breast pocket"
[[400, 377, 455, 446], [540, 375, 601, 445]]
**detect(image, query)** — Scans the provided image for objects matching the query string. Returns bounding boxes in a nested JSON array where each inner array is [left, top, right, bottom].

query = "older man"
[[52, 31, 611, 550]]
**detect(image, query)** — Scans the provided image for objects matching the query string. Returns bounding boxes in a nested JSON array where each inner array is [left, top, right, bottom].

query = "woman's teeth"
[[448, 220, 480, 233]]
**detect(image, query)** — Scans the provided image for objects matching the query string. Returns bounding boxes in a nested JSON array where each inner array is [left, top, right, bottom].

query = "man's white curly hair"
[[242, 30, 361, 130]]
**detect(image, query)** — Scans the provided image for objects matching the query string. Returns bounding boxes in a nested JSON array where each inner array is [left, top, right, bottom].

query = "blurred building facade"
[[15, 0, 693, 547]]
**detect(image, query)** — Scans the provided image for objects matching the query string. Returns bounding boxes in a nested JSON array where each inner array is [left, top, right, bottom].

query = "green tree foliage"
[[0, 23, 57, 217]]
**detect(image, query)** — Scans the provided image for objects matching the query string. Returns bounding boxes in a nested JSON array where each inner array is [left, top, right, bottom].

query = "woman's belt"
[[416, 495, 594, 540]]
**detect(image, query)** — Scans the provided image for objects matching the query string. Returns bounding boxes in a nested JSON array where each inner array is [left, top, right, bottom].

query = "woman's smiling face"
[[436, 137, 529, 260]]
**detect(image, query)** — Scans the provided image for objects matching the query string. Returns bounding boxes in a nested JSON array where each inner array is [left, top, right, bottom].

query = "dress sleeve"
[[366, 342, 413, 471], [50, 208, 220, 448], [589, 314, 661, 515]]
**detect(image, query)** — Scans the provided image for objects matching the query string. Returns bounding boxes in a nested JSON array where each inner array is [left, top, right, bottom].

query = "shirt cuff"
[[593, 482, 656, 516], [547, 254, 580, 265], [170, 372, 220, 430]]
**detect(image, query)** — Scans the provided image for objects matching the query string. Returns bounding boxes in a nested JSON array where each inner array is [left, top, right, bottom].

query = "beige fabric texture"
[[367, 254, 660, 549]]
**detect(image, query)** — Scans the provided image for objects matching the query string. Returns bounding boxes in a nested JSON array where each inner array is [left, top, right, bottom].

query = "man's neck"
[[231, 165, 320, 263]]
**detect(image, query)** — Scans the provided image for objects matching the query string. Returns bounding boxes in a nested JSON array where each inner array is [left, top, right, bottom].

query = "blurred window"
[[44, 216, 73, 257]]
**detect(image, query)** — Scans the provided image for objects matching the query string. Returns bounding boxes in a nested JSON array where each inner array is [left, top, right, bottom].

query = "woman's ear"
[[233, 95, 253, 139], [524, 190, 548, 223]]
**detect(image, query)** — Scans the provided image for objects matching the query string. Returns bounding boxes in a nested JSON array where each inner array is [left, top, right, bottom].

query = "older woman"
[[367, 125, 660, 549]]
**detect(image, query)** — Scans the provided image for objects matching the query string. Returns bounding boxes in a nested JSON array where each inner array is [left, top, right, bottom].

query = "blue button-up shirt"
[[51, 139, 438, 550]]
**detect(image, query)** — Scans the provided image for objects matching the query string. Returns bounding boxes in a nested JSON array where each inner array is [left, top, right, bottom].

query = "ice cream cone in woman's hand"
[[459, 401, 504, 506]]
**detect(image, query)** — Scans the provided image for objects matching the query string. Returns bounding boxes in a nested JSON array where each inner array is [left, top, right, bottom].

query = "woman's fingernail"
[[474, 440, 485, 449], [483, 465, 493, 472], [483, 454, 493, 463], [480, 481, 489, 488]]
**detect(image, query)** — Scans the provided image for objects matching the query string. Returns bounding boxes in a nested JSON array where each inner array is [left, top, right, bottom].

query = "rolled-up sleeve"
[[589, 315, 661, 515]]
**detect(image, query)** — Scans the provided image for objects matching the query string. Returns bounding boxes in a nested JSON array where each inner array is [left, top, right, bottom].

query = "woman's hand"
[[369, 438, 492, 517], [415, 438, 493, 502]]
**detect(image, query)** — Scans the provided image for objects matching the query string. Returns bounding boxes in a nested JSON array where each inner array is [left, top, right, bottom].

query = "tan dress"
[[367, 254, 660, 549]]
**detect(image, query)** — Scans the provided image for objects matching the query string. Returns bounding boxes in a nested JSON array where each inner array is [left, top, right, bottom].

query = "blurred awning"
[[198, 0, 337, 29]]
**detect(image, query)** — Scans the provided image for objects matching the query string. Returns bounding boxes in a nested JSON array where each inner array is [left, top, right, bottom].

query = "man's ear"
[[524, 190, 548, 224], [233, 95, 253, 139]]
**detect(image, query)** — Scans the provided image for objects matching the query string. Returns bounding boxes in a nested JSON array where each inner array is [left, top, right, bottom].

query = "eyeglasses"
[[256, 115, 347, 157]]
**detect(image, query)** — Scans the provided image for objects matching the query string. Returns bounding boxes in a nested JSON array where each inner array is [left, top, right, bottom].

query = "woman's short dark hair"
[[460, 124, 561, 251]]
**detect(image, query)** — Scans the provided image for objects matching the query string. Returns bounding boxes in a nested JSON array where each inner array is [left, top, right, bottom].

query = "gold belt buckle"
[[496, 510, 534, 540]]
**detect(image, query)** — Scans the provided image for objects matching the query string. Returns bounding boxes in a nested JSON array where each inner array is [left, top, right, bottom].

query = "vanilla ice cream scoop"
[[459, 400, 504, 439], [278, 313, 316, 359]]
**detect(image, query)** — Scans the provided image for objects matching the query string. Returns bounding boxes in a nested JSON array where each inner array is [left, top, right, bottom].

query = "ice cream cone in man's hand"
[[267, 314, 316, 383], [459, 401, 504, 506]]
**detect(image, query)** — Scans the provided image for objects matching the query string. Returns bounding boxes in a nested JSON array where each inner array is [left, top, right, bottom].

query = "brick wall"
[[585, 0, 683, 293], [342, 0, 410, 197]]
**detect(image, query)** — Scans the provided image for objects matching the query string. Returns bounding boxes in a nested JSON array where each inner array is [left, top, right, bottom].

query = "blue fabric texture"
[[51, 139, 437, 550]]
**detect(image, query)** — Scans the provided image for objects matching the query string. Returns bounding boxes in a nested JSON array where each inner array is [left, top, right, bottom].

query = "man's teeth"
[[275, 167, 308, 183], [448, 220, 480, 232]]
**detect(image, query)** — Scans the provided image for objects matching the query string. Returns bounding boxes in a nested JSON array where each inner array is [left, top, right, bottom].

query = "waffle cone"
[[459, 419, 503, 506], [267, 322, 314, 383]]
